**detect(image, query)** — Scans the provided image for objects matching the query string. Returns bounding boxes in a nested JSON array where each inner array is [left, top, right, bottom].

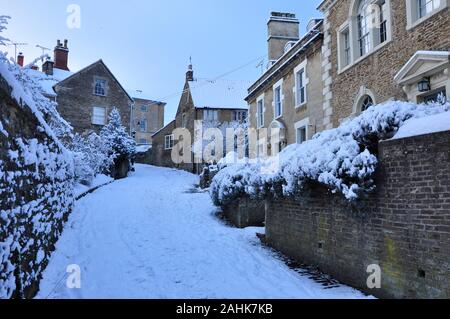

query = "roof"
[[25, 67, 73, 97], [151, 119, 175, 137], [187, 78, 249, 110], [127, 89, 166, 105], [56, 59, 134, 103]]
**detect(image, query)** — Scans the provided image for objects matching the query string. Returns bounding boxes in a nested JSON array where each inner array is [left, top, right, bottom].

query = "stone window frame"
[[337, 0, 393, 74], [406, 0, 448, 30], [256, 93, 265, 128], [233, 110, 247, 122], [272, 78, 284, 120], [141, 104, 148, 112], [93, 77, 108, 97], [92, 106, 107, 126], [352, 86, 377, 115], [203, 109, 218, 122], [295, 117, 310, 144], [140, 119, 147, 133], [164, 134, 174, 150], [293, 59, 309, 108]]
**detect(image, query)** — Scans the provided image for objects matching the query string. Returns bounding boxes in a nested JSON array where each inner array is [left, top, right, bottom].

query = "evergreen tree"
[[100, 108, 136, 161]]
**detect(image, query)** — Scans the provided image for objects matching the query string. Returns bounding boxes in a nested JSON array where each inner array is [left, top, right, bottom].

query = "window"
[[140, 119, 147, 132], [141, 105, 148, 112], [233, 111, 247, 122], [418, 0, 441, 18], [295, 68, 307, 106], [257, 99, 264, 128], [360, 95, 374, 112], [422, 87, 446, 104], [181, 113, 187, 127], [296, 127, 307, 144], [274, 86, 282, 118], [139, 138, 148, 144], [343, 29, 351, 66], [203, 110, 218, 122], [92, 106, 106, 125], [357, 0, 371, 57], [379, 1, 388, 44], [94, 79, 107, 96], [165, 134, 174, 150]]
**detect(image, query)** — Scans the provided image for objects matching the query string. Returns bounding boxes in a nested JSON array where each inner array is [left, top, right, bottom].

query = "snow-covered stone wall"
[[265, 130, 450, 299], [0, 74, 74, 299]]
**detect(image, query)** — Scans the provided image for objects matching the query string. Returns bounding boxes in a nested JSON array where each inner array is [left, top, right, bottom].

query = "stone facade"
[[265, 130, 450, 299], [151, 120, 176, 168], [131, 97, 165, 145], [247, 18, 325, 152], [54, 60, 133, 134], [319, 0, 450, 127], [152, 67, 248, 174]]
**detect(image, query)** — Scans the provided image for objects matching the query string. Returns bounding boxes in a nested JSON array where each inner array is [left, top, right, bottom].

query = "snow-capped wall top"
[[392, 111, 450, 140], [188, 78, 249, 110]]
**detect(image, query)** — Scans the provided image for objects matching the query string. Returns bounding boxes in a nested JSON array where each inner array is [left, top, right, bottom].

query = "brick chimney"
[[17, 52, 24, 67], [54, 39, 69, 71], [42, 57, 54, 76], [186, 63, 194, 82], [267, 12, 300, 62]]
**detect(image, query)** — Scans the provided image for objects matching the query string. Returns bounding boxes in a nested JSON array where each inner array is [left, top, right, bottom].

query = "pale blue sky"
[[1, 0, 322, 123]]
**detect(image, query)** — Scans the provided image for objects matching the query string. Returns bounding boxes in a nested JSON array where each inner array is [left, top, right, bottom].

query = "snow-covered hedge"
[[210, 100, 449, 206], [0, 18, 74, 298]]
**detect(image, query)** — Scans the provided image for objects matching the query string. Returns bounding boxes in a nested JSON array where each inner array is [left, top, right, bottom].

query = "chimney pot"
[[64, 39, 68, 48], [17, 52, 24, 67], [267, 12, 300, 61]]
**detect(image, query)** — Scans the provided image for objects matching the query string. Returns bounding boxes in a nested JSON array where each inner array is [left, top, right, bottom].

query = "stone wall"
[[132, 97, 165, 145], [223, 198, 265, 229], [265, 130, 450, 299], [325, 1, 450, 126], [151, 120, 176, 168], [0, 75, 74, 299]]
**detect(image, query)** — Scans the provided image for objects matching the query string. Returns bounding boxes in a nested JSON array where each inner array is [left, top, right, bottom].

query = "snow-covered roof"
[[392, 111, 450, 140], [127, 89, 165, 104], [25, 67, 73, 97], [136, 144, 152, 153], [188, 78, 249, 110]]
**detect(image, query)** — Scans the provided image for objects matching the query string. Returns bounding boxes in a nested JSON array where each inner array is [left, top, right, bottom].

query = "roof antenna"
[[36, 44, 51, 62], [6, 41, 28, 63]]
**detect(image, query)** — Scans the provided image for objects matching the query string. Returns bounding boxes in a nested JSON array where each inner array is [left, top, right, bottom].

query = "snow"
[[36, 165, 370, 299], [136, 144, 152, 153], [392, 111, 450, 140], [74, 174, 113, 198], [188, 78, 249, 110], [127, 89, 163, 103], [24, 67, 73, 97], [210, 100, 450, 205]]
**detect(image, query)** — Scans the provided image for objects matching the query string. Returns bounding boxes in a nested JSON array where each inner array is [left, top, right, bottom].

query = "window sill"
[[295, 102, 307, 110], [338, 39, 392, 75], [93, 93, 107, 97], [274, 115, 283, 121], [406, 6, 448, 31]]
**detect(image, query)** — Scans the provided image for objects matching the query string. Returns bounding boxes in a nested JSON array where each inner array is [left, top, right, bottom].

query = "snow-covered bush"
[[210, 100, 450, 206], [100, 108, 136, 163], [68, 133, 113, 186], [0, 18, 74, 298]]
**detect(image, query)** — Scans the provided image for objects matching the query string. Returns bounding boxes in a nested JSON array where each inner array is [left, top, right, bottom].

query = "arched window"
[[360, 95, 374, 112], [357, 0, 371, 56]]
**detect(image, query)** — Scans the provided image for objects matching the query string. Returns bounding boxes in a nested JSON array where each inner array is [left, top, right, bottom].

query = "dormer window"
[[94, 78, 107, 96]]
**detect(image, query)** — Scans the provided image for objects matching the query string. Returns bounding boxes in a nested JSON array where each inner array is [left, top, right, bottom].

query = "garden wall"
[[223, 197, 265, 228], [0, 74, 74, 299], [265, 130, 450, 299]]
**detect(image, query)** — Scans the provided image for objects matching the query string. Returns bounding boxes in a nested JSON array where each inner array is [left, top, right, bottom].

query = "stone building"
[[246, 12, 325, 154], [129, 90, 165, 145], [26, 39, 164, 140], [318, 0, 450, 127], [151, 64, 248, 173]]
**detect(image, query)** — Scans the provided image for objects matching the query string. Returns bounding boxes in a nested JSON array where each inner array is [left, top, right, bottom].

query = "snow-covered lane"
[[37, 164, 370, 299]]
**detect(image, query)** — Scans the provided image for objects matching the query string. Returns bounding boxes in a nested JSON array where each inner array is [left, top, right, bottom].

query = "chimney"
[[17, 52, 24, 67], [267, 12, 300, 62], [31, 65, 39, 70], [186, 63, 194, 82], [42, 57, 54, 76], [54, 39, 69, 71]]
